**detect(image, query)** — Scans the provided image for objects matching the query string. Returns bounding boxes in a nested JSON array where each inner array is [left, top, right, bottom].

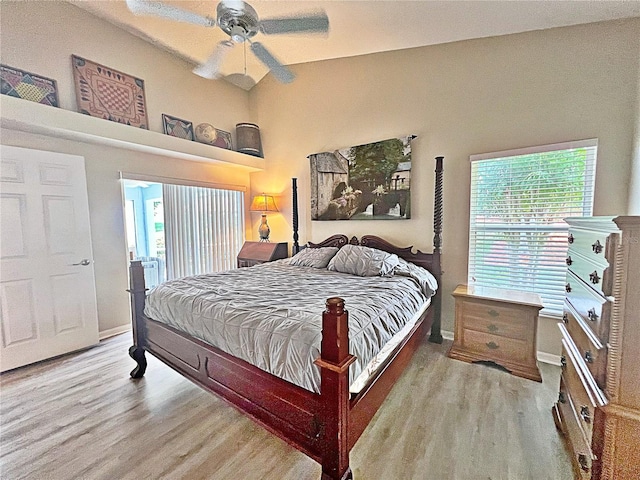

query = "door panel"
[[0, 145, 98, 371]]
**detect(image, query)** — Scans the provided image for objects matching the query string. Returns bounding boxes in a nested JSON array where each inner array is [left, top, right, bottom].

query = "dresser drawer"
[[562, 302, 607, 388], [568, 227, 615, 265], [462, 328, 529, 364], [566, 248, 613, 298], [560, 337, 607, 447], [557, 376, 595, 480], [565, 270, 611, 342], [459, 300, 530, 341]]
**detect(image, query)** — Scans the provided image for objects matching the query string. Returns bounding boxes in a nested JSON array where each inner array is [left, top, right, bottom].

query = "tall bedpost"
[[314, 298, 356, 480], [429, 156, 444, 344], [128, 260, 148, 378], [292, 177, 300, 255]]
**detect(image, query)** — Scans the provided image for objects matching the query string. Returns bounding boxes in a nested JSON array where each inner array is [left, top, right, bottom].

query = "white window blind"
[[164, 184, 245, 279], [468, 139, 597, 316]]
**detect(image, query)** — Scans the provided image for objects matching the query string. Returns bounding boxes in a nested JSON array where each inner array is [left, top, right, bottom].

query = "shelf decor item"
[[194, 123, 233, 149], [162, 114, 194, 140], [71, 55, 148, 129], [236, 122, 263, 157], [1, 64, 59, 107]]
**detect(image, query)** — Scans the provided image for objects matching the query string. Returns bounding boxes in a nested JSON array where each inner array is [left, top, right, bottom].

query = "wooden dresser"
[[237, 241, 288, 268], [552, 216, 640, 480], [449, 284, 543, 382]]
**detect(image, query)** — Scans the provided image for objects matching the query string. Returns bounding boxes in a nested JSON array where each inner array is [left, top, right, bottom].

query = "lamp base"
[[258, 214, 270, 242]]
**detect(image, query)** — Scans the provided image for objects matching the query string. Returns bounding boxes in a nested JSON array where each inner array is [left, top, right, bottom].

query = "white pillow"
[[327, 244, 399, 277], [289, 247, 339, 268]]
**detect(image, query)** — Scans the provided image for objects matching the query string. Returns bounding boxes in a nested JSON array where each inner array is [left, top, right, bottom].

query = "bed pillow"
[[289, 247, 339, 268], [327, 244, 400, 277]]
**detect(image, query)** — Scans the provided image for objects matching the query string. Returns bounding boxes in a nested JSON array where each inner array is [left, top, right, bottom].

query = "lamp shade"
[[250, 194, 278, 212]]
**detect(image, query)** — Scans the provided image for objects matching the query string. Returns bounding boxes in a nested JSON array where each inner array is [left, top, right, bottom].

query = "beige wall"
[[0, 2, 254, 334], [630, 56, 640, 214], [250, 19, 640, 356]]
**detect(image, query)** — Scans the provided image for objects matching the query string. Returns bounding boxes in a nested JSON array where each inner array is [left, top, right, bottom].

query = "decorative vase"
[[258, 214, 270, 241]]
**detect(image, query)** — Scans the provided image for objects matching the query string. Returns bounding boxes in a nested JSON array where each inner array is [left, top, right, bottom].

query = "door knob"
[[72, 259, 91, 266]]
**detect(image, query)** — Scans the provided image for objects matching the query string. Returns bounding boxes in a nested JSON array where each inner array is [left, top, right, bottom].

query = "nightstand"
[[448, 284, 543, 382], [237, 241, 288, 268]]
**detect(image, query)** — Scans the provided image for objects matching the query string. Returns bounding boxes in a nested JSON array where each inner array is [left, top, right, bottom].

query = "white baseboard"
[[99, 325, 131, 341], [537, 351, 562, 366], [439, 330, 561, 366]]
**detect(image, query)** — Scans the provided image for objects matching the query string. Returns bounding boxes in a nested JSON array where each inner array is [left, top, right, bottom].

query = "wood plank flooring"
[[0, 334, 572, 480]]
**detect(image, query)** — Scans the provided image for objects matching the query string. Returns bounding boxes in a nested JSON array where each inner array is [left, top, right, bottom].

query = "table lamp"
[[250, 193, 278, 242]]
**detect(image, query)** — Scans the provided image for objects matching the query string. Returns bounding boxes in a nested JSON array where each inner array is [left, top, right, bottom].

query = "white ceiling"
[[70, 0, 640, 90]]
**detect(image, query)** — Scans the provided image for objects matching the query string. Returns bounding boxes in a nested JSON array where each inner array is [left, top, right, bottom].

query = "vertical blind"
[[164, 183, 245, 279], [468, 139, 597, 316]]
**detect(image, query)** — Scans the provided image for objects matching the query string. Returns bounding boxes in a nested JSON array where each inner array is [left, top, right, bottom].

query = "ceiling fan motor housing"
[[217, 1, 259, 42]]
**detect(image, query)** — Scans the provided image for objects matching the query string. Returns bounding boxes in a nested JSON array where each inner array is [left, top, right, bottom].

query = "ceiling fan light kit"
[[126, 0, 329, 85]]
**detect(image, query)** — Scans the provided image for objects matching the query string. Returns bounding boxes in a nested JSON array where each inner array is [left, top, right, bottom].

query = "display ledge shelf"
[[0, 96, 264, 172]]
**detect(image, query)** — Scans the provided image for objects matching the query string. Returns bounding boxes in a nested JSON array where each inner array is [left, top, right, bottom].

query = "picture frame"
[[1, 64, 59, 107], [71, 55, 148, 129], [213, 128, 233, 150], [309, 135, 415, 221], [162, 113, 194, 141]]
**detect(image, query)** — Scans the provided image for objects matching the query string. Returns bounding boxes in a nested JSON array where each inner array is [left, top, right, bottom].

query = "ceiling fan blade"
[[193, 41, 234, 79], [250, 42, 295, 84], [259, 12, 329, 35], [125, 0, 215, 27]]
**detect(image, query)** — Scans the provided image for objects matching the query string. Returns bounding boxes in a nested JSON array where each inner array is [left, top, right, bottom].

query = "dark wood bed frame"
[[127, 157, 444, 480]]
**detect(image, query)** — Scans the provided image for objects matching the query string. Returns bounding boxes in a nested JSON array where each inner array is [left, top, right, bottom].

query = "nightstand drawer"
[[462, 329, 529, 364], [459, 301, 529, 341]]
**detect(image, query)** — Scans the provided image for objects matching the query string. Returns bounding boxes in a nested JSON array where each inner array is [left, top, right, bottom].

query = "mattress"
[[143, 259, 436, 393]]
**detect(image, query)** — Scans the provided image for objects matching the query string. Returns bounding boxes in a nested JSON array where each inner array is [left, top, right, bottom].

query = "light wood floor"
[[0, 334, 573, 480]]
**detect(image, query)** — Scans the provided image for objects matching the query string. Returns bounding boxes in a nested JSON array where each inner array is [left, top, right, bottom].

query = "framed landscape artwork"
[[310, 135, 415, 220], [71, 55, 148, 129]]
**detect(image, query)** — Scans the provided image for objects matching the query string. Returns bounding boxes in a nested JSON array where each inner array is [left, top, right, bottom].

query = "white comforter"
[[144, 259, 436, 393]]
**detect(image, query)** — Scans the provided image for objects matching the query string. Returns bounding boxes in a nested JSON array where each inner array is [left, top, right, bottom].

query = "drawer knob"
[[560, 355, 567, 368], [487, 309, 499, 317], [565, 283, 572, 293], [592, 240, 603, 254], [558, 391, 566, 404], [580, 405, 591, 423], [562, 313, 569, 324], [587, 308, 599, 322], [487, 324, 499, 333], [568, 233, 574, 244], [584, 350, 594, 363], [589, 271, 600, 284], [578, 454, 590, 472], [565, 256, 573, 266], [486, 341, 499, 350]]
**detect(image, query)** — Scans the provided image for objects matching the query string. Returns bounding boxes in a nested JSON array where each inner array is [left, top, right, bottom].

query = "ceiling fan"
[[125, 0, 329, 84]]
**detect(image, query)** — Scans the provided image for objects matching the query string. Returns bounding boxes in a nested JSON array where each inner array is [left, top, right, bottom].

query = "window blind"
[[164, 184, 245, 279], [468, 139, 597, 316]]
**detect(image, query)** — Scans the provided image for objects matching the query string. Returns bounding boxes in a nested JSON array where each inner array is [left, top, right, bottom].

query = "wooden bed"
[[127, 157, 444, 480]]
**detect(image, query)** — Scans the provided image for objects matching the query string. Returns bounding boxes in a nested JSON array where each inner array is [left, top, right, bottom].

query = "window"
[[468, 139, 597, 316], [122, 176, 245, 284]]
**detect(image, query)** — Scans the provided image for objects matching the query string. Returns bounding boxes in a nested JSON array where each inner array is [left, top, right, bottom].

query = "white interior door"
[[0, 145, 99, 372]]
